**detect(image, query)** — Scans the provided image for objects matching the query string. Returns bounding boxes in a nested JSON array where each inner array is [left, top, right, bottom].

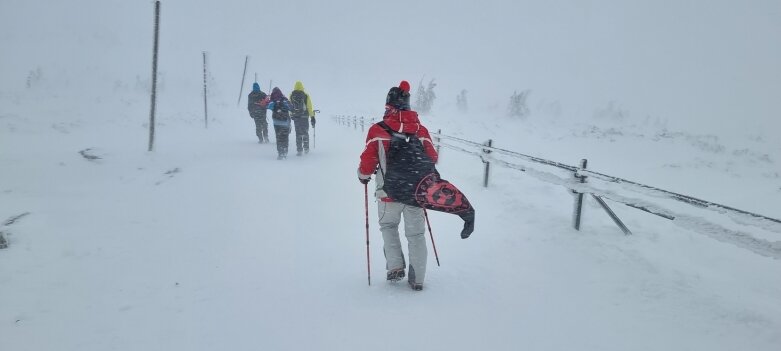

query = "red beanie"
[[399, 80, 410, 93]]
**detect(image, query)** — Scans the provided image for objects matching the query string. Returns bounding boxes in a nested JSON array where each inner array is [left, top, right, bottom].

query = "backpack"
[[272, 100, 290, 121], [248, 91, 267, 112], [290, 90, 308, 117], [376, 121, 436, 204], [376, 121, 475, 237]]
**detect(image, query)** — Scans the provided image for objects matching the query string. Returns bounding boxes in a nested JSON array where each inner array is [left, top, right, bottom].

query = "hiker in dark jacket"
[[248, 83, 270, 143], [357, 80, 438, 291], [267, 87, 293, 160], [289, 81, 315, 156]]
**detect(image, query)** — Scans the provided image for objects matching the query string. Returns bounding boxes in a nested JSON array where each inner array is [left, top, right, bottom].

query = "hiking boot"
[[296, 151, 303, 156], [407, 264, 422, 290], [304, 149, 309, 154], [386, 269, 405, 282], [277, 155, 285, 160], [408, 281, 423, 291]]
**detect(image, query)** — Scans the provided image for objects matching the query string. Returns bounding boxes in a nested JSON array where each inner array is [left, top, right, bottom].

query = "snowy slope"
[[1, 94, 781, 350], [2, 0, 781, 350]]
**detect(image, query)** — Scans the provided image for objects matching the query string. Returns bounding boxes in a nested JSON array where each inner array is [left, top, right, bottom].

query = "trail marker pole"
[[237, 55, 249, 107], [147, 1, 160, 152]]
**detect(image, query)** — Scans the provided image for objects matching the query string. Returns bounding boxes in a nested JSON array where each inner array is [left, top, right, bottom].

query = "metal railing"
[[334, 114, 781, 259]]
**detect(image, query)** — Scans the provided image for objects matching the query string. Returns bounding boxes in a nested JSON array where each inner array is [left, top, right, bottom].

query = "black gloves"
[[311, 116, 316, 127], [359, 178, 370, 185]]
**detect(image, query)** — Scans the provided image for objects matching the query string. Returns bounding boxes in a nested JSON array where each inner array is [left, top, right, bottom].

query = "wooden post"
[[0, 231, 7, 249], [147, 1, 160, 152], [483, 139, 493, 188], [573, 159, 587, 230], [592, 195, 633, 235]]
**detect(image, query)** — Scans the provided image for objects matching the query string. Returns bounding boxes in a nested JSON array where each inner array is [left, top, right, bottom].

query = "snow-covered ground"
[[2, 0, 781, 350], [1, 90, 780, 350]]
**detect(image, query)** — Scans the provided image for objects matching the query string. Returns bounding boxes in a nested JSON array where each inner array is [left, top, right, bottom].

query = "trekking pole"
[[423, 209, 440, 266], [364, 183, 371, 286], [313, 110, 319, 149]]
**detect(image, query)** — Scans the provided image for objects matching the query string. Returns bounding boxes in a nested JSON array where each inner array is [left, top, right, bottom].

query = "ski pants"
[[250, 111, 269, 142], [378, 201, 427, 284], [273, 123, 290, 156], [292, 117, 310, 152]]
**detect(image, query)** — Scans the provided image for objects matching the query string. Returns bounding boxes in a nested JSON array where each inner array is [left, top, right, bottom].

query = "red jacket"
[[358, 108, 438, 200]]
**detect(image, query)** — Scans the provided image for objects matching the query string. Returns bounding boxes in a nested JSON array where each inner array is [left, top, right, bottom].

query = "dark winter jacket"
[[248, 90, 269, 114]]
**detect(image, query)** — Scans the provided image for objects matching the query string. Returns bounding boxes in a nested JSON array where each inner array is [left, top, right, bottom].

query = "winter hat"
[[399, 80, 410, 93], [386, 86, 411, 110], [252, 82, 260, 92]]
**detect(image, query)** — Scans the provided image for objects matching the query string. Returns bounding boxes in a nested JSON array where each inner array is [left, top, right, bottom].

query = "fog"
[[2, 0, 779, 133]]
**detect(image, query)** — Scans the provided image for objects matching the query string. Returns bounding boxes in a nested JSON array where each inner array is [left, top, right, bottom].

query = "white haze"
[[2, 0, 780, 133]]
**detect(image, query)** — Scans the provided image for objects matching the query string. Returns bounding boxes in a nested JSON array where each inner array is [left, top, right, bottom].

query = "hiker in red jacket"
[[357, 80, 438, 291]]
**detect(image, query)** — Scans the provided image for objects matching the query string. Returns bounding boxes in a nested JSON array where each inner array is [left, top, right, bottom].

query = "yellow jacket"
[[290, 81, 314, 117]]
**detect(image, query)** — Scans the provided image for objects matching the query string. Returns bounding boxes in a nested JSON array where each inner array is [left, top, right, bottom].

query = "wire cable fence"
[[333, 114, 781, 259]]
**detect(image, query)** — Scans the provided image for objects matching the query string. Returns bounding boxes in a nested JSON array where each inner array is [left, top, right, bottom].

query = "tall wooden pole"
[[148, 1, 160, 152], [237, 55, 249, 107]]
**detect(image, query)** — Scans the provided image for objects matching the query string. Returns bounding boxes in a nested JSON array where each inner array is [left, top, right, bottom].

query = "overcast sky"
[[1, 0, 779, 133]]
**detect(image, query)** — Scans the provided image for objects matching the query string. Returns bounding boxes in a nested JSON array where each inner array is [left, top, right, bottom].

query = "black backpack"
[[247, 91, 267, 112], [376, 122, 436, 204], [376, 121, 475, 238], [272, 100, 290, 121], [290, 90, 308, 117]]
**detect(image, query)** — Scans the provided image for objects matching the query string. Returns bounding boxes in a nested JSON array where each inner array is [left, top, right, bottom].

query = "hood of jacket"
[[383, 108, 422, 134], [270, 87, 286, 101], [293, 81, 305, 92]]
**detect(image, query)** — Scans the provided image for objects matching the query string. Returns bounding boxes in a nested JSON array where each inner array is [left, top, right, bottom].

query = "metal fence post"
[[435, 129, 441, 155], [572, 159, 588, 230], [482, 139, 493, 188], [360, 116, 365, 132]]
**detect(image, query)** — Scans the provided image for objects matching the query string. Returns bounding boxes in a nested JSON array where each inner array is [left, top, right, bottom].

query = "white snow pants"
[[378, 201, 427, 284]]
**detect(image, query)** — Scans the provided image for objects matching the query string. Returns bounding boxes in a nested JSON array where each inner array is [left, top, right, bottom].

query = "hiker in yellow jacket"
[[289, 81, 315, 156]]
